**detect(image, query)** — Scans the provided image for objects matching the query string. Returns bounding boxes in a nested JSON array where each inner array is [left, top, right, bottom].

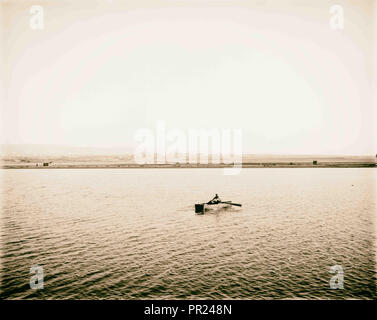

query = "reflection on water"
[[1, 168, 376, 299]]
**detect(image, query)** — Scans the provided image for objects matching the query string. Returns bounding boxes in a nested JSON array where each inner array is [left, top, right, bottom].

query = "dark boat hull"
[[195, 202, 231, 214]]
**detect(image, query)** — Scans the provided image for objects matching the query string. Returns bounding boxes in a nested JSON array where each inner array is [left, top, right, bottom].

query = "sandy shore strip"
[[1, 162, 376, 169]]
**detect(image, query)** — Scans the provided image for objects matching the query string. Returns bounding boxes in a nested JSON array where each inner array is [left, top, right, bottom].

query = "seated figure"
[[208, 194, 221, 204]]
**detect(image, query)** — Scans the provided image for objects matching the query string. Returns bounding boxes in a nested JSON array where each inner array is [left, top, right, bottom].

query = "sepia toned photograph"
[[0, 0, 376, 308]]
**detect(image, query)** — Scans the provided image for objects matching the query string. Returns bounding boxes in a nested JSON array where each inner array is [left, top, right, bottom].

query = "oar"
[[221, 201, 242, 207]]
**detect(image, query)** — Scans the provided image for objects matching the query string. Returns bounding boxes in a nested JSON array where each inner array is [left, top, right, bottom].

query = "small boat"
[[195, 195, 242, 214], [195, 202, 231, 214], [194, 201, 241, 214]]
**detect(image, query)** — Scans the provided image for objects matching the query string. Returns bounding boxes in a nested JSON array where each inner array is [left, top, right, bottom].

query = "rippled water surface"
[[1, 168, 376, 299]]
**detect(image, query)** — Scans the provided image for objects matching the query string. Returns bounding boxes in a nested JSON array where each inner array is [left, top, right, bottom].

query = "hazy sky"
[[1, 0, 376, 155]]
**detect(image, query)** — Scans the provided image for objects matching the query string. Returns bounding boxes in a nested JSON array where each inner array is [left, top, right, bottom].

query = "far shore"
[[2, 162, 375, 169], [2, 153, 375, 169]]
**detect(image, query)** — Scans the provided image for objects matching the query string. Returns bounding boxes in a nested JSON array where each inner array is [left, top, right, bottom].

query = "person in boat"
[[208, 194, 221, 204]]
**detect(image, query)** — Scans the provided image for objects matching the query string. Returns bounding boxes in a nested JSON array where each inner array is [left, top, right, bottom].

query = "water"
[[1, 168, 376, 299]]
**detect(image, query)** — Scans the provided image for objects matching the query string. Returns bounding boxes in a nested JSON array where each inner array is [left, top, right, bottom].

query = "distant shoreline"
[[2, 162, 376, 169]]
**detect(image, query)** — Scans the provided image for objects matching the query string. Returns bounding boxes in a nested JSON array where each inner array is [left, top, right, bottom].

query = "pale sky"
[[1, 0, 376, 155]]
